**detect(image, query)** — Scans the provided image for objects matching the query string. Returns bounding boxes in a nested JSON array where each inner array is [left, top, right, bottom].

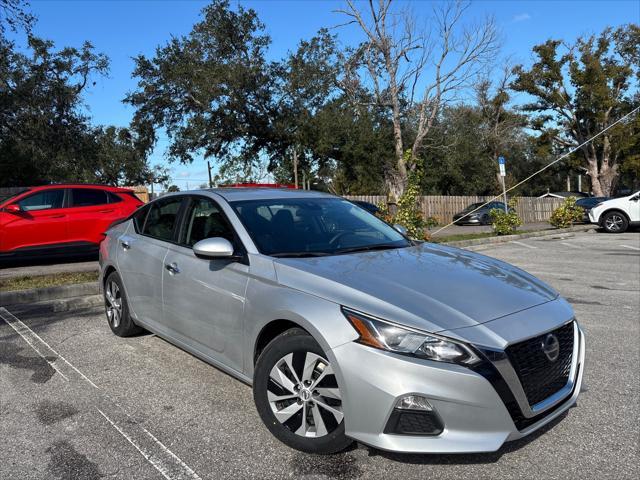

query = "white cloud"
[[513, 13, 531, 22]]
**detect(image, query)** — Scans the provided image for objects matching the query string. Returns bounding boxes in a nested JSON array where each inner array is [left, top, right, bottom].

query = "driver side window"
[[182, 197, 235, 247]]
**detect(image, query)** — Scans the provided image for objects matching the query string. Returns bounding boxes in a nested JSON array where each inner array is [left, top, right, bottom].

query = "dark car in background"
[[575, 197, 609, 223], [351, 200, 380, 215], [453, 201, 508, 225]]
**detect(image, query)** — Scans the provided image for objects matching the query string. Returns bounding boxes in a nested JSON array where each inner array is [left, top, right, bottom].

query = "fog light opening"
[[396, 395, 433, 411]]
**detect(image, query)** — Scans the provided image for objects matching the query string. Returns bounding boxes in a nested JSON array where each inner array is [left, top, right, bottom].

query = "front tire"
[[601, 211, 628, 233], [104, 271, 142, 337], [253, 328, 352, 454]]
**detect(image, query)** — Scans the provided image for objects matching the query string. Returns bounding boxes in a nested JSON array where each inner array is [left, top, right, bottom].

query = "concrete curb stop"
[[1, 281, 99, 307]]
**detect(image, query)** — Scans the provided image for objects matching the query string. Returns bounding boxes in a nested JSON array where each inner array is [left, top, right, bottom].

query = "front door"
[[117, 196, 184, 327], [1, 188, 68, 252], [162, 196, 249, 373]]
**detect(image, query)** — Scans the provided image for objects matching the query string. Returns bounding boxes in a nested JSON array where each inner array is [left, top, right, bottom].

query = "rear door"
[[68, 188, 122, 246], [0, 188, 68, 252], [117, 196, 185, 327], [161, 195, 249, 372]]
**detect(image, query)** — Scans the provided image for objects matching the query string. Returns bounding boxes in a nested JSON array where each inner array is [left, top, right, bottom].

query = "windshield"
[[231, 197, 411, 257], [0, 188, 30, 205], [461, 202, 484, 212]]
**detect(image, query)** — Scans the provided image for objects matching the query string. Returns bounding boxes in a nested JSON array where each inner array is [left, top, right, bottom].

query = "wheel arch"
[[253, 319, 310, 365], [599, 208, 630, 225], [102, 265, 117, 289]]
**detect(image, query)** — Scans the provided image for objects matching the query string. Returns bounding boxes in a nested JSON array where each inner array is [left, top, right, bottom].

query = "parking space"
[[1, 231, 638, 479]]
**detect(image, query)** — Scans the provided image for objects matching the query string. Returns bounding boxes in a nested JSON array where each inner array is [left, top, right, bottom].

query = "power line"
[[432, 105, 640, 235]]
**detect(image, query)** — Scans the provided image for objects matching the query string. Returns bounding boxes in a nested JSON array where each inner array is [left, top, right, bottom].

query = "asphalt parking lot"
[[1, 230, 638, 480]]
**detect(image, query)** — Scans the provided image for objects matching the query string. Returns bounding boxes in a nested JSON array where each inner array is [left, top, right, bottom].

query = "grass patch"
[[0, 271, 98, 292], [432, 227, 554, 243], [431, 232, 497, 243]]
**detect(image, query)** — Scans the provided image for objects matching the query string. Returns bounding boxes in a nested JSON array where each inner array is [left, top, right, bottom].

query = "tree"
[[89, 126, 169, 187], [511, 25, 640, 196], [0, 36, 162, 187], [167, 185, 180, 192], [0, 36, 109, 185], [338, 0, 499, 199], [0, 0, 35, 35], [269, 29, 342, 187], [126, 0, 275, 171]]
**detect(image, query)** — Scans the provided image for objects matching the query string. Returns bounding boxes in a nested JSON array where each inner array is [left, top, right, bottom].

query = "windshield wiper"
[[271, 251, 332, 258], [335, 243, 404, 255]]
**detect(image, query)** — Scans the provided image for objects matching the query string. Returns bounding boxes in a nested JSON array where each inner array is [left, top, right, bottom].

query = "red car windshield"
[[0, 188, 31, 206]]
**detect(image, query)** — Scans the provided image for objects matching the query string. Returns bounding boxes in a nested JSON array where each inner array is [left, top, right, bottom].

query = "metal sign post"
[[498, 156, 508, 213]]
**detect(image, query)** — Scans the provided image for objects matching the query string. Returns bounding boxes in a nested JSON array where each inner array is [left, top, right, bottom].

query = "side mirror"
[[193, 237, 235, 259], [3, 203, 21, 213], [393, 224, 408, 236]]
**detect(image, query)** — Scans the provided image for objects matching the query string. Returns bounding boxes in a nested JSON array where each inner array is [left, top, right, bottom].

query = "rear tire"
[[104, 271, 142, 337], [601, 211, 628, 233], [253, 328, 352, 454]]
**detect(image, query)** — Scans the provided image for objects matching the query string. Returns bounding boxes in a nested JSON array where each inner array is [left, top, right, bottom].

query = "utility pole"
[[207, 160, 213, 188], [292, 148, 299, 189]]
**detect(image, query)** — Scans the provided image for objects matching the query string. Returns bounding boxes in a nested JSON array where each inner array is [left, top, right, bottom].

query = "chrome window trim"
[[489, 321, 579, 419]]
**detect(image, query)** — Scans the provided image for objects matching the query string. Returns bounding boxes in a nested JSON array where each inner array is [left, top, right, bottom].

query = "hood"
[[272, 243, 558, 332]]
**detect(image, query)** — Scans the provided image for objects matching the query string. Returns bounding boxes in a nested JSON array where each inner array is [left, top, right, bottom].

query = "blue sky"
[[12, 0, 640, 188]]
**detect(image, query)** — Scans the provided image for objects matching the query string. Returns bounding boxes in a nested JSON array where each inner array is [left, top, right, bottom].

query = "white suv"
[[589, 191, 640, 233]]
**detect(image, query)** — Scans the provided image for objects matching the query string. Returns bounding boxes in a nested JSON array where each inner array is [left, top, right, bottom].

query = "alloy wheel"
[[105, 280, 123, 329], [267, 352, 343, 438], [605, 214, 624, 232]]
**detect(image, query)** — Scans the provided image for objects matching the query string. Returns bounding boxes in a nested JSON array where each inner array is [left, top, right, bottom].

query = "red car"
[[0, 184, 143, 259]]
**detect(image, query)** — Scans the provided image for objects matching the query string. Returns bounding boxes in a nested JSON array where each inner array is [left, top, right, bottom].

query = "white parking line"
[[511, 241, 537, 249], [620, 244, 640, 251], [561, 242, 583, 249], [0, 307, 201, 480]]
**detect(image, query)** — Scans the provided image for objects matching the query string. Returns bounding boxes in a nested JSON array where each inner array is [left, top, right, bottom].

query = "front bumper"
[[330, 325, 585, 453]]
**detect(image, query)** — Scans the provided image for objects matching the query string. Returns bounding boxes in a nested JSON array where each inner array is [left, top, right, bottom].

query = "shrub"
[[425, 216, 440, 229], [549, 197, 584, 228], [489, 198, 523, 235], [376, 157, 427, 240]]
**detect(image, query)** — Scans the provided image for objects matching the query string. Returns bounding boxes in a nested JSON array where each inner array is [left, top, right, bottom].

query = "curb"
[[0, 281, 99, 306], [8, 294, 103, 314], [439, 224, 595, 248]]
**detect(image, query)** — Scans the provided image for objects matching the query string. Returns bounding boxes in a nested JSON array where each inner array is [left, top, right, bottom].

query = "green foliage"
[[0, 0, 35, 35], [126, 0, 274, 166], [376, 156, 426, 239], [549, 197, 584, 228], [489, 198, 523, 235], [511, 25, 639, 196]]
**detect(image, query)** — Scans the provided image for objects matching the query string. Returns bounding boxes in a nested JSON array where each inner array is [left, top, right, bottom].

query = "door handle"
[[99, 209, 114, 213], [121, 241, 130, 250], [165, 262, 180, 275], [48, 214, 66, 219]]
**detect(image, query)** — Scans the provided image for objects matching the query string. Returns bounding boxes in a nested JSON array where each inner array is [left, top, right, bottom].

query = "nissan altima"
[[99, 188, 585, 454]]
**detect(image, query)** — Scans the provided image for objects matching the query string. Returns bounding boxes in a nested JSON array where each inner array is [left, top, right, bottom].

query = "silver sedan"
[[99, 188, 585, 454]]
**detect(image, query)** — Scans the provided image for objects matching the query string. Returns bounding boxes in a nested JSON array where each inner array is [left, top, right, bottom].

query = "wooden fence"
[[345, 195, 565, 224]]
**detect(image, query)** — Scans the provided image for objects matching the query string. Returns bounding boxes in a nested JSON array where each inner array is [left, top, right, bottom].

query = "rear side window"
[[107, 192, 123, 203], [18, 189, 64, 211], [72, 188, 108, 207], [143, 197, 183, 241]]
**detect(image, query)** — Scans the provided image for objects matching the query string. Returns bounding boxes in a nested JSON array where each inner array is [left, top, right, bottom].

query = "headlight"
[[343, 308, 480, 365]]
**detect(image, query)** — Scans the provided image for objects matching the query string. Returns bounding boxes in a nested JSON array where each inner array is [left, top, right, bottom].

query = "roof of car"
[[200, 188, 336, 202], [19, 183, 129, 192]]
